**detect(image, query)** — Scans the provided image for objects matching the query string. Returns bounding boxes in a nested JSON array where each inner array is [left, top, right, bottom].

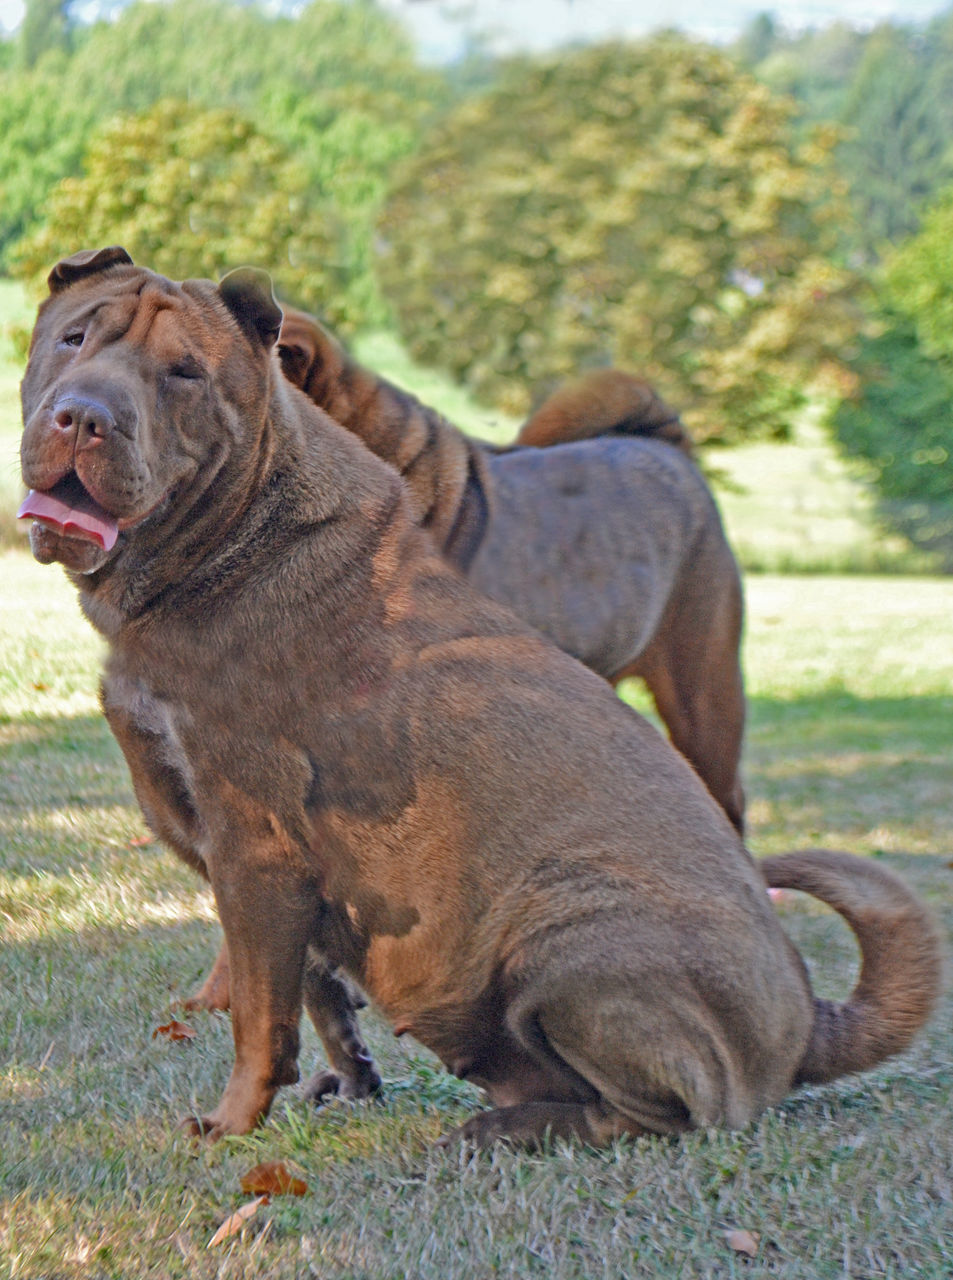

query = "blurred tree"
[[263, 84, 437, 326], [832, 318, 953, 566], [19, 0, 73, 68], [831, 185, 953, 563], [0, 0, 443, 326], [838, 25, 953, 255], [882, 183, 953, 361], [742, 21, 867, 125], [0, 64, 99, 262], [734, 12, 780, 69], [743, 12, 953, 260], [378, 36, 861, 440], [11, 99, 355, 329]]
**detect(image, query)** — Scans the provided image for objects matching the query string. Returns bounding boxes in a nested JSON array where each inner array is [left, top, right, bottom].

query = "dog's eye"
[[169, 359, 205, 381], [61, 331, 85, 348]]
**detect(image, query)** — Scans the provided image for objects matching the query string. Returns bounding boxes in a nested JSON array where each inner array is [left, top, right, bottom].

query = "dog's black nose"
[[52, 395, 117, 443]]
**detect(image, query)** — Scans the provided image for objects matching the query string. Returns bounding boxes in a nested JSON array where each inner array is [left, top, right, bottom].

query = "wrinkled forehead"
[[36, 267, 235, 364]]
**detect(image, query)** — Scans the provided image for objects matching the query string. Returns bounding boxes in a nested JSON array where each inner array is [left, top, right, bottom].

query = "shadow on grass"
[[743, 691, 952, 830], [0, 712, 132, 816], [746, 689, 953, 751]]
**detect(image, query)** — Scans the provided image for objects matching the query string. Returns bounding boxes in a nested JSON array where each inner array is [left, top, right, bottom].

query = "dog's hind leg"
[[439, 937, 771, 1150], [615, 538, 746, 833], [300, 958, 382, 1103], [632, 639, 745, 833], [441, 1099, 655, 1149], [439, 996, 699, 1150]]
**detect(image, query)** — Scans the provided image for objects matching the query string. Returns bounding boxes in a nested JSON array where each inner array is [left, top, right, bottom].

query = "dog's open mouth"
[[18, 472, 119, 552]]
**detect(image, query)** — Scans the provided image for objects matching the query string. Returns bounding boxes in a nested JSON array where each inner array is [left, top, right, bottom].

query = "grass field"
[[2, 551, 951, 1279]]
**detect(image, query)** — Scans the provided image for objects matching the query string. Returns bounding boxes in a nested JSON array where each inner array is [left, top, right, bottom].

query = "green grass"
[[2, 549, 951, 1279]]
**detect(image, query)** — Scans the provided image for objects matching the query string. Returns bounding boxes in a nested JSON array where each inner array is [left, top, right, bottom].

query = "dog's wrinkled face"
[[19, 247, 281, 575]]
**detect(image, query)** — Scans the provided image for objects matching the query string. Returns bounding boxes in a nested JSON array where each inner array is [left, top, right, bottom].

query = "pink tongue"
[[18, 488, 119, 552]]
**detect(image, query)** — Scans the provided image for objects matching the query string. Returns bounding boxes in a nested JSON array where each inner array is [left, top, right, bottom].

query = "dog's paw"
[[180, 974, 231, 1013], [180, 991, 230, 1013], [436, 1102, 593, 1151], [176, 1099, 266, 1141], [177, 1113, 225, 1142], [436, 1110, 514, 1150], [303, 1062, 382, 1105]]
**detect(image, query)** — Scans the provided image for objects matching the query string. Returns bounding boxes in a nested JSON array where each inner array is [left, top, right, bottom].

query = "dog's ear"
[[277, 334, 316, 389], [219, 268, 283, 349], [48, 246, 134, 294], [278, 311, 342, 390]]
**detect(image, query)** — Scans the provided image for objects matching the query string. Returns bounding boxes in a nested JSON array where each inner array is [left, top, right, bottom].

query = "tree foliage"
[[18, 0, 73, 68], [12, 100, 353, 328], [378, 37, 860, 439], [833, 318, 953, 565], [740, 12, 953, 260], [0, 0, 443, 325], [838, 24, 953, 254], [739, 19, 867, 126], [883, 185, 953, 363], [832, 184, 953, 561]]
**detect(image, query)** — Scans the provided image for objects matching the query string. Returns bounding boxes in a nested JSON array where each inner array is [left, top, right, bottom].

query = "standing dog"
[[19, 250, 940, 1147], [278, 308, 746, 833]]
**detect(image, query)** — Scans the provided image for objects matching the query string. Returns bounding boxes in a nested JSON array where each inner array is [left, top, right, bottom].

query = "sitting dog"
[[19, 248, 941, 1148], [188, 312, 748, 1014]]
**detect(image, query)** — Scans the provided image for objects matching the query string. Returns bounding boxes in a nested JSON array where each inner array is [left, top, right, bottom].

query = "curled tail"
[[761, 850, 943, 1085], [516, 370, 693, 457]]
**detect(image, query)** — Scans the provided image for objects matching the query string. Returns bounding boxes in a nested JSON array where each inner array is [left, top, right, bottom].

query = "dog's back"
[[473, 435, 717, 675]]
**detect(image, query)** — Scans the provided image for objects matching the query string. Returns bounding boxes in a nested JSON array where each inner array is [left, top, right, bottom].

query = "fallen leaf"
[[725, 1228, 760, 1257], [152, 1019, 198, 1042], [31, 681, 49, 691], [207, 1196, 267, 1248], [240, 1159, 308, 1198], [128, 835, 153, 847]]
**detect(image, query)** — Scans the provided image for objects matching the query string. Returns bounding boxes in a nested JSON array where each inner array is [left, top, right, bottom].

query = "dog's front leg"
[[102, 683, 208, 879], [181, 840, 321, 1140], [183, 941, 232, 1011]]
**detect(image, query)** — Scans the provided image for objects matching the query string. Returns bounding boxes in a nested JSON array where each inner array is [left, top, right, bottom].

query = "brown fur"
[[278, 308, 746, 833], [19, 249, 942, 1148], [517, 368, 691, 455]]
